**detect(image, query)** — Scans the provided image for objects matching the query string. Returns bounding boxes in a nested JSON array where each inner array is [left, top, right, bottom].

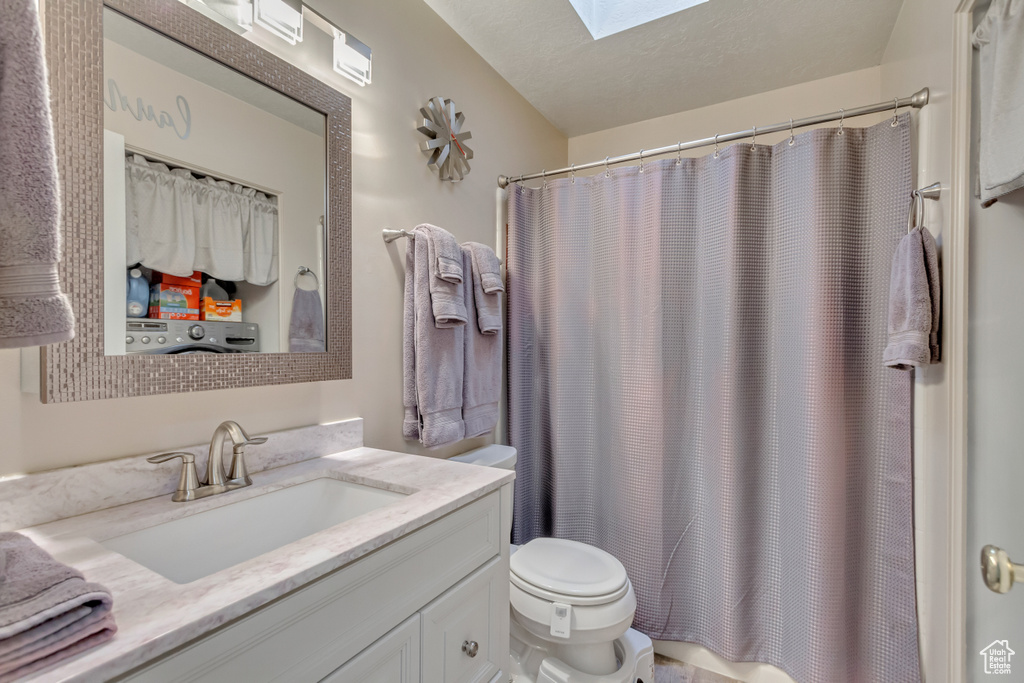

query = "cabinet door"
[[320, 615, 420, 683], [421, 557, 508, 683]]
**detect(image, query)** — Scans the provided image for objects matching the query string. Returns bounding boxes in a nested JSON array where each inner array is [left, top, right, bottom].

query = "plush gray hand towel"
[[0, 0, 76, 349], [461, 246, 502, 438], [0, 533, 116, 681], [404, 236, 465, 447], [288, 287, 326, 352], [413, 224, 467, 327], [883, 226, 941, 369], [463, 242, 504, 335]]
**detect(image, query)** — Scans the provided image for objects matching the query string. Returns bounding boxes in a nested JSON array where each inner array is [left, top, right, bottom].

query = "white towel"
[[0, 0, 75, 348], [973, 0, 1024, 205]]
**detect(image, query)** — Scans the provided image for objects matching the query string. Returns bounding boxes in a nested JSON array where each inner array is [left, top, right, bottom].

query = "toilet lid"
[[510, 538, 630, 603]]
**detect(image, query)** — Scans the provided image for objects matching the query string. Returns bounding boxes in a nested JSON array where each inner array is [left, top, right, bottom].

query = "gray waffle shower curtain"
[[507, 115, 920, 683]]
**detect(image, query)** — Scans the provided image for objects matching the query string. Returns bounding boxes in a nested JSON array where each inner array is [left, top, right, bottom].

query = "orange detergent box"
[[149, 283, 200, 320], [202, 297, 242, 322], [152, 270, 202, 288]]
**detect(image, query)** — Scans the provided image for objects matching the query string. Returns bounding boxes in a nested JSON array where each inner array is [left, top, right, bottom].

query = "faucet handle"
[[147, 452, 201, 502], [228, 434, 267, 485]]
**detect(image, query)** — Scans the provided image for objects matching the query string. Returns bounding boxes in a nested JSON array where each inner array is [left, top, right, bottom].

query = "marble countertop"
[[17, 447, 513, 683]]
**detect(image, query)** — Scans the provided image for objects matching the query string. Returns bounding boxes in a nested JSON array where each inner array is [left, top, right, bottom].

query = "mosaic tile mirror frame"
[[36, 0, 352, 403]]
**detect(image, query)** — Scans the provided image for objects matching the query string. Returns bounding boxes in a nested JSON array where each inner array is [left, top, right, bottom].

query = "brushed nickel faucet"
[[148, 421, 268, 502]]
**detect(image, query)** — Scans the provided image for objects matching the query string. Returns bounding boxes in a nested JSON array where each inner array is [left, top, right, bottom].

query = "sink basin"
[[99, 478, 407, 584]]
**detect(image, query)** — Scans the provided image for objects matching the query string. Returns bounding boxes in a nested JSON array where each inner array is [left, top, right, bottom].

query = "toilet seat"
[[510, 538, 630, 605]]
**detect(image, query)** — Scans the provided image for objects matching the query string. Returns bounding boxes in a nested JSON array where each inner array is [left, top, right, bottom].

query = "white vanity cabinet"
[[114, 486, 511, 683]]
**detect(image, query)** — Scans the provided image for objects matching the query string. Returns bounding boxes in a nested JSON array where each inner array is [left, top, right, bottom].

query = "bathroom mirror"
[[35, 0, 352, 402]]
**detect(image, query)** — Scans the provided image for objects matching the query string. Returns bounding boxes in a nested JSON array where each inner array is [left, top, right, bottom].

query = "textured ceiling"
[[420, 0, 905, 137]]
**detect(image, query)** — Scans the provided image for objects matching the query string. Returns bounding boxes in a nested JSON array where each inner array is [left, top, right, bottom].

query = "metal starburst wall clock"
[[417, 97, 474, 182]]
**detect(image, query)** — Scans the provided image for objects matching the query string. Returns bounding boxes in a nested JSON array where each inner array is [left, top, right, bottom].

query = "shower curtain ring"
[[750, 126, 756, 149], [713, 134, 720, 159], [676, 142, 682, 165], [891, 97, 900, 127], [541, 169, 546, 188], [788, 119, 795, 146], [837, 109, 845, 136], [570, 163, 575, 183], [639, 149, 644, 173], [605, 156, 611, 177]]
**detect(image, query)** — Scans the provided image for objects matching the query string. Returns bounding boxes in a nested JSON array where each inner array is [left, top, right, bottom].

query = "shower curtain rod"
[[497, 88, 930, 189]]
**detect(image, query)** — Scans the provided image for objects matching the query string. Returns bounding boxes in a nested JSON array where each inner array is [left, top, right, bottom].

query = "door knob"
[[462, 640, 479, 658], [981, 545, 1024, 594]]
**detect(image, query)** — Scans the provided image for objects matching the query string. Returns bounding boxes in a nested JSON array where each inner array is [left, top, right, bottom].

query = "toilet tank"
[[449, 444, 517, 470]]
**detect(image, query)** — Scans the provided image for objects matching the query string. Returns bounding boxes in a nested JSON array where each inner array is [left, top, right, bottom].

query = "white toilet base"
[[510, 622, 655, 683]]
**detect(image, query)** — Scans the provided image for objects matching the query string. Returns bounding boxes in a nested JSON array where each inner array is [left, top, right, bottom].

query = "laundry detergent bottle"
[[127, 268, 149, 318]]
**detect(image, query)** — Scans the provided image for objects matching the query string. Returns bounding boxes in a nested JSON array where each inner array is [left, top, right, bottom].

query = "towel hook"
[[570, 163, 576, 184], [891, 97, 900, 127], [788, 118, 795, 146], [295, 266, 320, 289], [713, 134, 720, 159], [605, 156, 611, 177], [639, 149, 644, 173], [676, 142, 683, 165], [837, 108, 845, 136], [750, 126, 756, 149]]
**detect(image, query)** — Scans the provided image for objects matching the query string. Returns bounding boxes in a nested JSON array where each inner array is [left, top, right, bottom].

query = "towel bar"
[[382, 228, 415, 243]]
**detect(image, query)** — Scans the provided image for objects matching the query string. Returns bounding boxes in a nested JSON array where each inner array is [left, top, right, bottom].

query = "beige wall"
[[569, 67, 883, 168], [0, 0, 566, 477]]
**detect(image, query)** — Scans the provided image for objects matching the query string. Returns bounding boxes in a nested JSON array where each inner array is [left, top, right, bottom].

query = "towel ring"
[[907, 192, 925, 234], [295, 266, 320, 289]]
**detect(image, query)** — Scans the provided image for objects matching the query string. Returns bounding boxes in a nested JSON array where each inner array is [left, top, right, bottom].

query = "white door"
[[967, 2, 1024, 678]]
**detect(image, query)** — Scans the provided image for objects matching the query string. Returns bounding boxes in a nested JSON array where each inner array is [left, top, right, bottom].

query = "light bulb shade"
[[181, 0, 253, 33], [254, 0, 303, 44], [333, 31, 371, 86]]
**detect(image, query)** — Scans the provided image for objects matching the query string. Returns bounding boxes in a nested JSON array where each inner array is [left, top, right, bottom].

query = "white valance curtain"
[[125, 154, 279, 286]]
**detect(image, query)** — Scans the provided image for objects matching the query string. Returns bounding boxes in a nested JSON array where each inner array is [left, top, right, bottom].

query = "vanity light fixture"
[[333, 30, 372, 86], [180, 0, 253, 34], [254, 0, 303, 44], [305, 6, 373, 87]]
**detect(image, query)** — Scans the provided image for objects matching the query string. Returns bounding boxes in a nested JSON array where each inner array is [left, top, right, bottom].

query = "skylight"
[[568, 0, 709, 39]]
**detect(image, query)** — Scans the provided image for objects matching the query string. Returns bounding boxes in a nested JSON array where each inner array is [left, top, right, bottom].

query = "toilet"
[[450, 446, 655, 683]]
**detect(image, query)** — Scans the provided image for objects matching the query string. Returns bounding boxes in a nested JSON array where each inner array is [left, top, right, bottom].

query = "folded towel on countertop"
[[413, 224, 467, 327], [404, 235, 465, 447], [463, 242, 504, 335], [461, 245, 503, 438], [883, 225, 941, 369], [0, 532, 116, 682], [288, 286, 326, 353], [0, 0, 76, 349]]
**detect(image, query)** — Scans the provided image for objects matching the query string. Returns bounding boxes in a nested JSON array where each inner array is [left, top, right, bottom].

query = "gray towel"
[[413, 224, 467, 327], [883, 225, 941, 369], [461, 245, 503, 438], [463, 242, 504, 334], [288, 287, 326, 353], [0, 533, 116, 682], [0, 0, 75, 349], [403, 236, 465, 447]]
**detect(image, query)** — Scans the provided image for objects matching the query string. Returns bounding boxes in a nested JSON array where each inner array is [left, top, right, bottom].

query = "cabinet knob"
[[461, 640, 479, 658]]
